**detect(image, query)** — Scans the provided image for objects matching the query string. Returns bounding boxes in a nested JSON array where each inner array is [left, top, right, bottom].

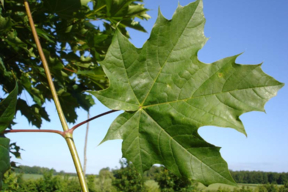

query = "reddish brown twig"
[[3, 110, 119, 136], [63, 67, 77, 73], [4, 129, 65, 137]]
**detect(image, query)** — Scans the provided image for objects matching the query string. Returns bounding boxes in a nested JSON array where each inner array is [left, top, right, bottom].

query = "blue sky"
[[8, 0, 288, 174]]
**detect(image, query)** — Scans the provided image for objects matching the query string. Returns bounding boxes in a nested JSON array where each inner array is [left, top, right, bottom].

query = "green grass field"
[[20, 173, 79, 180], [21, 173, 43, 180]]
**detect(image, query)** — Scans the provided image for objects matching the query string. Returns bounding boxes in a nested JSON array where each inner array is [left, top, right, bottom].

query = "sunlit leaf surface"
[[87, 0, 283, 186]]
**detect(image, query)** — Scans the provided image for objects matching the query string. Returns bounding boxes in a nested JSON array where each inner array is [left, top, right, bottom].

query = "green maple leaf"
[[0, 16, 12, 33], [90, 0, 283, 186], [0, 0, 4, 9], [0, 83, 18, 132], [0, 137, 9, 189]]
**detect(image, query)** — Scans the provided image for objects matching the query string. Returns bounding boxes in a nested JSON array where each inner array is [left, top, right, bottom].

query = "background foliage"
[[112, 159, 144, 192], [154, 167, 199, 192], [0, 0, 150, 187], [0, 0, 150, 126], [2, 163, 288, 192]]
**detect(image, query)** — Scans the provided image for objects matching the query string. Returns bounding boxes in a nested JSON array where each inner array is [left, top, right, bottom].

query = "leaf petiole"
[[70, 110, 118, 132]]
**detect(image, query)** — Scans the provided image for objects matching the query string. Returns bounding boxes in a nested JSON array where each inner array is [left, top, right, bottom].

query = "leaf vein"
[[143, 85, 280, 108], [143, 110, 232, 183], [184, 101, 234, 127], [170, 138, 181, 175]]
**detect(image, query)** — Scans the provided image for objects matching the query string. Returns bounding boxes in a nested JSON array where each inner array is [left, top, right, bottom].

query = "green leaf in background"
[[0, 137, 10, 190], [0, 82, 18, 132], [16, 99, 49, 128], [91, 0, 284, 186], [43, 0, 82, 19], [0, 0, 4, 9], [9, 142, 21, 159], [0, 16, 11, 33], [77, 67, 108, 90], [1, 0, 150, 127], [0, 58, 11, 77], [94, 0, 150, 32]]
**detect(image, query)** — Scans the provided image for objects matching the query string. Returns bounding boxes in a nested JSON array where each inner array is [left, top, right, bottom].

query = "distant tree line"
[[14, 165, 288, 185], [14, 166, 76, 176], [216, 183, 288, 192], [14, 166, 56, 175], [231, 171, 288, 184]]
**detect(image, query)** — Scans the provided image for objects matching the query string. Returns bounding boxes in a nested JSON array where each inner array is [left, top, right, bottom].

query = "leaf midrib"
[[117, 34, 140, 105], [140, 0, 201, 106]]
